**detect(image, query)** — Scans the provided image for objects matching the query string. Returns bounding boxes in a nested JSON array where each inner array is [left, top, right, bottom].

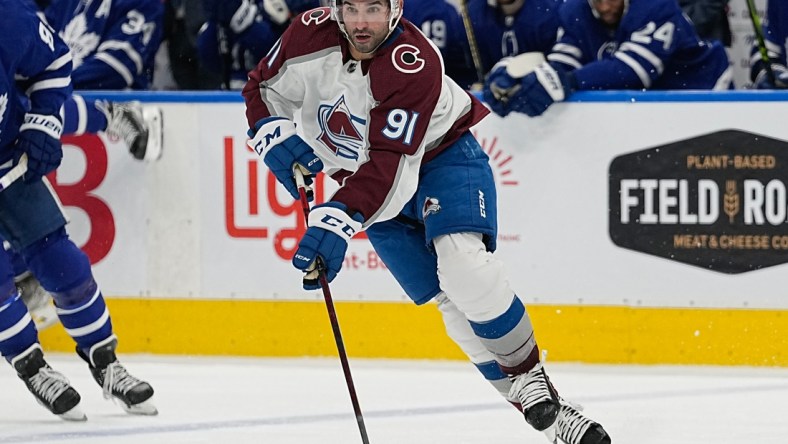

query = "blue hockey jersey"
[[750, 0, 788, 81], [549, 0, 732, 90], [403, 0, 476, 89], [466, 0, 562, 76], [42, 0, 163, 90], [0, 0, 72, 162]]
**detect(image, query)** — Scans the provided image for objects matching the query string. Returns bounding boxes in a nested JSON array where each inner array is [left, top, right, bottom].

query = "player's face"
[[341, 0, 391, 54], [590, 0, 625, 27]]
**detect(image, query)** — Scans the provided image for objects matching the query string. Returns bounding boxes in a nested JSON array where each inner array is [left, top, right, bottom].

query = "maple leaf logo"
[[61, 14, 100, 68]]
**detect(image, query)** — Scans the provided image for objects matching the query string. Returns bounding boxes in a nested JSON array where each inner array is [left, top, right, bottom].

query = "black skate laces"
[[30, 366, 72, 404]]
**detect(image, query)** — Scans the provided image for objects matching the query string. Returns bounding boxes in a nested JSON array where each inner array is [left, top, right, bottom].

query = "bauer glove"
[[293, 202, 363, 290], [248, 116, 324, 200], [16, 113, 63, 182]]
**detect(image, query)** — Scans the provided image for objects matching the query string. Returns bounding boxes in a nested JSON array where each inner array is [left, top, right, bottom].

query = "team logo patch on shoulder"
[[391, 44, 425, 74], [423, 197, 441, 219], [317, 95, 366, 161], [301, 7, 331, 26]]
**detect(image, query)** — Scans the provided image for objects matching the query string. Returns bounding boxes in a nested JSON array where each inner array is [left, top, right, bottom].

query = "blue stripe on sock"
[[474, 360, 508, 381], [0, 296, 38, 359], [468, 296, 525, 339]]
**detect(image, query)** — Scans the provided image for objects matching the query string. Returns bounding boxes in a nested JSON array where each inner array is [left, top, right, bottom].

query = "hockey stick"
[[294, 167, 371, 444], [0, 154, 28, 192], [217, 25, 233, 90], [745, 0, 776, 86], [458, 0, 485, 89]]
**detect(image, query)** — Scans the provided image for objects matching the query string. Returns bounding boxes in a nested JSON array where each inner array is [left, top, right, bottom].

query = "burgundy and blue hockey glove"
[[248, 117, 324, 201], [16, 113, 63, 182], [293, 202, 364, 290]]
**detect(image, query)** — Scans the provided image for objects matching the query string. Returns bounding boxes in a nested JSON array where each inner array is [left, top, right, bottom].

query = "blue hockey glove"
[[16, 113, 63, 182], [754, 65, 788, 89], [293, 202, 364, 290], [248, 117, 324, 200], [483, 63, 520, 117], [508, 62, 575, 117], [205, 0, 258, 33]]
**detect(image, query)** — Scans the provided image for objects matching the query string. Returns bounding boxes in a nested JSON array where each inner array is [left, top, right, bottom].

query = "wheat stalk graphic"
[[724, 180, 739, 224]]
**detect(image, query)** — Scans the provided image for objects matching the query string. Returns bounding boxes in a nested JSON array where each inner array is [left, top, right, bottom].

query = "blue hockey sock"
[[21, 228, 113, 352], [0, 294, 39, 362], [62, 95, 109, 135]]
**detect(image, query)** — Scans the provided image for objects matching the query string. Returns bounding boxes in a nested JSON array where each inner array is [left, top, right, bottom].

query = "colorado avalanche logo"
[[391, 44, 425, 74], [317, 96, 366, 160], [423, 197, 441, 219]]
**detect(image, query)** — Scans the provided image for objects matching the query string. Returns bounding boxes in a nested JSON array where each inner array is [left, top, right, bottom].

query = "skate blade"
[[141, 107, 163, 162], [58, 405, 87, 422], [121, 399, 158, 416]]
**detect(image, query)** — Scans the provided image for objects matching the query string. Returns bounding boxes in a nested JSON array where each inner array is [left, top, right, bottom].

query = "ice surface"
[[2, 355, 787, 443]]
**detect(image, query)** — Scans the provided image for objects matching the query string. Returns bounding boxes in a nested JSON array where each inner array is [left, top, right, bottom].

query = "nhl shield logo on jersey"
[[317, 95, 366, 161], [423, 197, 441, 219]]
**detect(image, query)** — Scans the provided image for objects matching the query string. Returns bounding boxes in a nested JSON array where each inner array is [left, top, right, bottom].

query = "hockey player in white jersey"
[[243, 1, 610, 443], [0, 0, 156, 421]]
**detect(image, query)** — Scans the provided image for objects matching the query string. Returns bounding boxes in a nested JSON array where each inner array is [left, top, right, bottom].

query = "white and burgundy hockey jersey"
[[243, 7, 489, 227]]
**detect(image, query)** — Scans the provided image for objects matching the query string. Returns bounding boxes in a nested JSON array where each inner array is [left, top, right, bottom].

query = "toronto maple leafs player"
[[485, 0, 733, 117], [402, 0, 476, 89], [750, 0, 788, 89], [243, 2, 610, 443], [0, 0, 156, 421], [11, 0, 165, 333], [465, 0, 563, 77], [198, 0, 322, 89], [38, 0, 164, 161]]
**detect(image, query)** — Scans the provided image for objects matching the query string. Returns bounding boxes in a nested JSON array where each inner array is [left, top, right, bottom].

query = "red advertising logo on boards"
[[49, 134, 116, 265]]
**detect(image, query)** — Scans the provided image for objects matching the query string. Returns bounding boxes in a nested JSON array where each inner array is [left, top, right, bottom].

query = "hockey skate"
[[547, 399, 611, 444], [11, 344, 86, 421], [16, 272, 58, 330], [78, 335, 158, 415], [508, 362, 561, 431], [105, 101, 163, 162]]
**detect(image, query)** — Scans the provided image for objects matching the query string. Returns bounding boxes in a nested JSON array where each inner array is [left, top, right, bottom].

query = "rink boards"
[[38, 90, 788, 366]]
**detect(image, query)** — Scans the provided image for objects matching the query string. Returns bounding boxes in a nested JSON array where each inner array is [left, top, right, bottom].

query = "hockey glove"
[[507, 62, 575, 117], [248, 117, 324, 200], [483, 53, 556, 117], [754, 65, 788, 89], [16, 113, 63, 182], [293, 202, 364, 290], [206, 0, 258, 33]]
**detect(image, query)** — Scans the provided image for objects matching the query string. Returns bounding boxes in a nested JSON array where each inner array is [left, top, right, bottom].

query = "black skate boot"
[[508, 362, 560, 431], [105, 101, 163, 161], [78, 335, 157, 415], [550, 399, 611, 444], [11, 344, 86, 421]]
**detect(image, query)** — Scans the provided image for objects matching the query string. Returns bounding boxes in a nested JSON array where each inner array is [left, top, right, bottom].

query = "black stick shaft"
[[297, 184, 370, 444]]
